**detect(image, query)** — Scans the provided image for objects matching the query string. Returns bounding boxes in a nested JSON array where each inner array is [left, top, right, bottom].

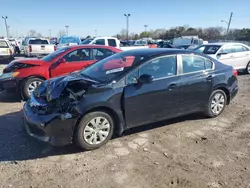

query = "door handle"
[[206, 75, 213, 81], [168, 83, 178, 90]]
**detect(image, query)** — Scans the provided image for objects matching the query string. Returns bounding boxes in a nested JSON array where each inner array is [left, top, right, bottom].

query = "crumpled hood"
[[35, 74, 94, 101]]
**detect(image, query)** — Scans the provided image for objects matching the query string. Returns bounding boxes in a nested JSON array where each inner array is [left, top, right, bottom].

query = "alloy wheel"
[[83, 117, 111, 145], [247, 63, 250, 74], [27, 81, 42, 95], [211, 93, 225, 115]]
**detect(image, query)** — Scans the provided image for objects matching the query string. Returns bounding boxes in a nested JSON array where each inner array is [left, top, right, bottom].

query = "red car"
[[0, 45, 121, 99]]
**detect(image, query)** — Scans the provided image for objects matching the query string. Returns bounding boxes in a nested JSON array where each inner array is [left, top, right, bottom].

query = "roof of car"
[[68, 44, 122, 51], [201, 42, 247, 46], [118, 48, 191, 56]]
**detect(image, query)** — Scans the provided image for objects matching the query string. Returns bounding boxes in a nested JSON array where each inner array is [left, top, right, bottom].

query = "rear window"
[[59, 37, 80, 44], [0, 41, 8, 48], [29, 39, 49, 44]]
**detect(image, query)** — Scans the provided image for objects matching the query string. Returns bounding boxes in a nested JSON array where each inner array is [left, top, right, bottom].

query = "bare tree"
[[57, 30, 66, 37], [28, 30, 36, 37]]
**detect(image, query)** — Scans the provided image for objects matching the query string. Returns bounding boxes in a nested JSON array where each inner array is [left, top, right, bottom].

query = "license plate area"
[[41, 46, 45, 50]]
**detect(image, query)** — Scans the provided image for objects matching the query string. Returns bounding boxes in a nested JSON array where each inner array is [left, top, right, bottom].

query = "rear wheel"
[[22, 77, 44, 100], [246, 62, 250, 74], [75, 111, 114, 150], [204, 89, 227, 118]]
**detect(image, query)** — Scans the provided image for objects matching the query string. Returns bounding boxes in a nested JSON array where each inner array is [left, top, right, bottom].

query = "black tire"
[[204, 89, 227, 118], [21, 77, 44, 100], [75, 111, 114, 150], [246, 62, 250, 74]]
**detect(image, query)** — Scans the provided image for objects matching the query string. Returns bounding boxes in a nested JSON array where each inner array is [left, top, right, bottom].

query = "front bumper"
[[0, 76, 20, 92], [23, 102, 78, 146]]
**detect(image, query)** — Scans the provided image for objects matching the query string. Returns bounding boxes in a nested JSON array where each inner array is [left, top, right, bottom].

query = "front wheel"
[[204, 89, 227, 118], [22, 77, 44, 100], [75, 111, 114, 150], [246, 62, 250, 74]]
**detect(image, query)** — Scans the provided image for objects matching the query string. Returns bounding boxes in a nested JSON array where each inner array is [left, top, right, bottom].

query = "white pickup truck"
[[81, 37, 153, 51], [24, 38, 56, 57]]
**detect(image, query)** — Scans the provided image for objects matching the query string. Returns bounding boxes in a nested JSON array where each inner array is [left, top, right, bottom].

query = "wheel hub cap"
[[28, 81, 42, 95], [211, 93, 225, 115], [83, 117, 110, 145]]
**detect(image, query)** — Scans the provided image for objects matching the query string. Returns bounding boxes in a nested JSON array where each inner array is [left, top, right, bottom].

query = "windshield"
[[194, 45, 221, 54], [42, 47, 69, 62], [81, 38, 94, 44], [80, 52, 148, 82], [59, 37, 80, 44]]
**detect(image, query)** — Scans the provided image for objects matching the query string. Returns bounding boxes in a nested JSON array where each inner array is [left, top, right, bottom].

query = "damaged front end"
[[23, 75, 94, 146]]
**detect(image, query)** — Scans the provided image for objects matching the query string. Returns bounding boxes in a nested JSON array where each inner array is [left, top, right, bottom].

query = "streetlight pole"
[[8, 26, 10, 37], [221, 12, 233, 39], [144, 25, 148, 32], [95, 30, 97, 37], [49, 29, 51, 38], [65, 25, 69, 36], [124, 14, 131, 40], [2, 16, 9, 38]]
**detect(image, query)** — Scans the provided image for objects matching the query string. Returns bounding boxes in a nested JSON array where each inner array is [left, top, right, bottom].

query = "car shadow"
[[0, 110, 82, 162], [0, 91, 22, 103], [0, 109, 206, 162]]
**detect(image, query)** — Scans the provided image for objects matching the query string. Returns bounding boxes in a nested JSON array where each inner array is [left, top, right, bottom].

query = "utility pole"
[[65, 25, 69, 36], [49, 29, 51, 38], [221, 12, 233, 40], [144, 25, 148, 32], [124, 14, 131, 40], [226, 12, 233, 38], [2, 16, 9, 38]]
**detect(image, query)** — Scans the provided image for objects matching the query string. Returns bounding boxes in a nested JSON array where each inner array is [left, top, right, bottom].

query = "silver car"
[[194, 43, 250, 74]]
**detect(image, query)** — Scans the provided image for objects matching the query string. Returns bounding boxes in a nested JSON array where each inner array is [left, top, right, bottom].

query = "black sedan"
[[23, 49, 239, 150]]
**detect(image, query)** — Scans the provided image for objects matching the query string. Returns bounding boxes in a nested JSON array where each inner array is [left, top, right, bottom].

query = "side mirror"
[[138, 74, 154, 84], [58, 58, 66, 64]]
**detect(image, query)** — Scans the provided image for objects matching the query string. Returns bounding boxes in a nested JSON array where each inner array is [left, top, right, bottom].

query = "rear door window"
[[94, 39, 105, 45], [233, 45, 249, 52], [182, 55, 206, 73], [93, 48, 115, 60]]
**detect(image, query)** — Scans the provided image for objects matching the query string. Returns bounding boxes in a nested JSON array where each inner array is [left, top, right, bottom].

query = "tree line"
[[116, 26, 250, 41]]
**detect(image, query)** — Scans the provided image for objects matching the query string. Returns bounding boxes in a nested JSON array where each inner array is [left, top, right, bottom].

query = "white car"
[[194, 43, 250, 74]]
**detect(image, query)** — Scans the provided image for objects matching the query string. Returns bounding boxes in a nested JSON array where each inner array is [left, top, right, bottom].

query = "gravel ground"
[[0, 64, 250, 188]]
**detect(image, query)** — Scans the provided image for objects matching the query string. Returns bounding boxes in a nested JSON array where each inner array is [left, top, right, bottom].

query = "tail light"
[[29, 45, 32, 52], [54, 45, 56, 51], [9, 49, 12, 55], [233, 69, 238, 77]]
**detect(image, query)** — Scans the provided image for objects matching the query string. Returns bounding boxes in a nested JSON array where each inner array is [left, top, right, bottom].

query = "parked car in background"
[[0, 45, 121, 99], [23, 38, 56, 57], [56, 36, 81, 50], [21, 36, 36, 51], [193, 43, 250, 74], [81, 36, 157, 51], [171, 36, 204, 49], [0, 39, 14, 62], [50, 37, 58, 45], [8, 38, 21, 54], [23, 48, 238, 150]]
